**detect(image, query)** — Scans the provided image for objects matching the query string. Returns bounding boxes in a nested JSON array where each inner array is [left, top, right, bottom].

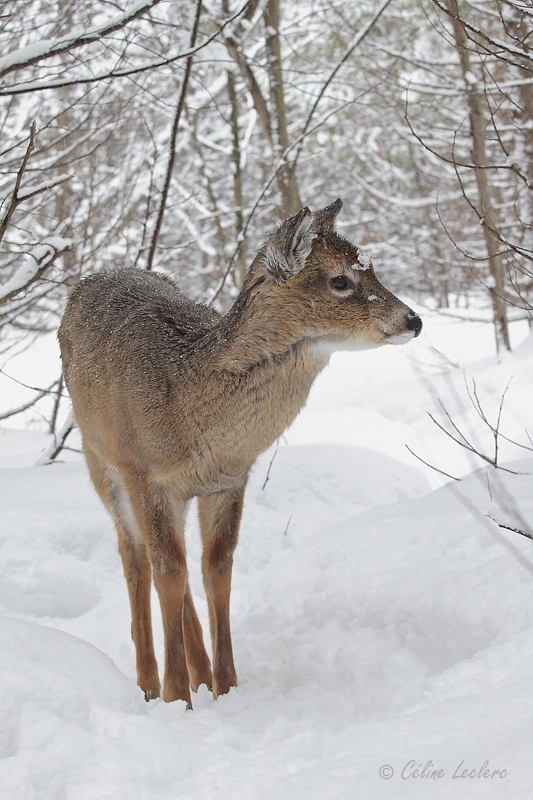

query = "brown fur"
[[58, 200, 421, 707]]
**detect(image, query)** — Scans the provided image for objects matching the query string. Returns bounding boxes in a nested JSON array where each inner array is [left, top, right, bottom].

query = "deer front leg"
[[183, 580, 213, 692], [117, 528, 161, 700], [152, 558, 191, 706], [198, 482, 247, 698], [126, 476, 192, 707]]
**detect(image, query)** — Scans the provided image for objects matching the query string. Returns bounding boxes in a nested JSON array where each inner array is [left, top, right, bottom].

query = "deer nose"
[[406, 312, 422, 337]]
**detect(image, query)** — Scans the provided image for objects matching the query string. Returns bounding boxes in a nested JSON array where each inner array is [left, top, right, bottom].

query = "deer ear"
[[265, 207, 315, 285], [312, 198, 343, 234]]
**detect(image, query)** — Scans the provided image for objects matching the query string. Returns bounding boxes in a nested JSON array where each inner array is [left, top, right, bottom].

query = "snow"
[[1, 310, 533, 798], [354, 247, 371, 270]]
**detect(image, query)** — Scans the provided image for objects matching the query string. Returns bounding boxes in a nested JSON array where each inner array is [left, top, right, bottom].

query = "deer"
[[58, 199, 422, 709]]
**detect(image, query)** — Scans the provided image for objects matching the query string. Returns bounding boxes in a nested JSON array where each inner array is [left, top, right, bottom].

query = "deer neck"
[[213, 275, 319, 373], [195, 277, 327, 458]]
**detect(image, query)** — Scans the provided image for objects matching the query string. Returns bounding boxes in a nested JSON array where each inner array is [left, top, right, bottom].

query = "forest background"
[[0, 0, 532, 433]]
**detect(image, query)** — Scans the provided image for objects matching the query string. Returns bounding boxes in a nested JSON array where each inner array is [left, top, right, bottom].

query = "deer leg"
[[116, 528, 160, 700], [124, 476, 192, 707], [198, 482, 247, 698], [183, 580, 213, 693], [82, 447, 160, 700], [152, 558, 191, 706]]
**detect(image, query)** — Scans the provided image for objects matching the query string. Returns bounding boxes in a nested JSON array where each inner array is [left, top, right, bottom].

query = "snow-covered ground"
[[1, 306, 533, 799]]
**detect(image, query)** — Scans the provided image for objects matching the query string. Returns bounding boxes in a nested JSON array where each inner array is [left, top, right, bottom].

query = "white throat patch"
[[311, 336, 377, 361]]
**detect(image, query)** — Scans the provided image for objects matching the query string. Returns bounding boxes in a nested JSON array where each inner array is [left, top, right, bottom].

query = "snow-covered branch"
[[0, 121, 72, 247], [0, 0, 164, 79], [0, 238, 72, 307], [431, 0, 533, 68], [0, 1, 254, 95]]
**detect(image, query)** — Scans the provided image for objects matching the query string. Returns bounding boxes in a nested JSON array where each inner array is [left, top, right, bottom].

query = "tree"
[[404, 0, 532, 350], [3, 0, 530, 429]]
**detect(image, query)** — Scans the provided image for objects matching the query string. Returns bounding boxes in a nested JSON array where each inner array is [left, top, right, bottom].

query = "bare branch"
[[429, 0, 533, 74], [293, 0, 395, 170], [145, 0, 202, 271], [35, 410, 75, 466], [0, 240, 72, 306], [0, 379, 59, 421], [223, 35, 272, 146], [0, 120, 36, 245], [49, 374, 64, 435], [487, 512, 533, 541], [425, 376, 528, 476], [405, 444, 461, 481], [261, 448, 278, 490]]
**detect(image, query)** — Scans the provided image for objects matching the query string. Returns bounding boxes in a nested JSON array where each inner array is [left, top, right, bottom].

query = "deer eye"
[[330, 275, 350, 291]]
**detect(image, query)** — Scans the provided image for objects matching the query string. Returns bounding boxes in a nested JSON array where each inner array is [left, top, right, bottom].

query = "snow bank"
[[0, 618, 145, 800], [0, 445, 532, 798]]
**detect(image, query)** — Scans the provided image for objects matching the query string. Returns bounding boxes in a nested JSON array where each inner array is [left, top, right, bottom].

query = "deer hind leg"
[[198, 481, 247, 698], [83, 447, 160, 700]]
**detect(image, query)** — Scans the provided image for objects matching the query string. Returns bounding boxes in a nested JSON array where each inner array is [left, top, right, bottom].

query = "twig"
[[49, 373, 64, 434], [261, 447, 278, 490], [0, 379, 58, 421], [405, 443, 461, 481], [487, 513, 533, 542], [35, 410, 74, 465], [0, 367, 60, 394], [425, 378, 524, 475], [0, 121, 35, 246], [0, 240, 72, 306]]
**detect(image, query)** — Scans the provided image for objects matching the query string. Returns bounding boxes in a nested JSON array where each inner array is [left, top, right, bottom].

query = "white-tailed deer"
[[59, 199, 422, 708]]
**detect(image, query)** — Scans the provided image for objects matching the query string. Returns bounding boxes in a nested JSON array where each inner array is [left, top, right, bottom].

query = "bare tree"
[[1, 121, 72, 314], [404, 0, 533, 349]]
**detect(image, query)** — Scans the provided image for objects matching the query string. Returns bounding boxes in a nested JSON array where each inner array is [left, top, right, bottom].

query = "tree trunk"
[[508, 5, 533, 263], [446, 0, 511, 353], [222, 0, 248, 286], [264, 0, 302, 216], [227, 71, 247, 286]]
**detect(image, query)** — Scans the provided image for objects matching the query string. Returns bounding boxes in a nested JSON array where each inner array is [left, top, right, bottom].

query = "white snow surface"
[[1, 309, 533, 798]]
